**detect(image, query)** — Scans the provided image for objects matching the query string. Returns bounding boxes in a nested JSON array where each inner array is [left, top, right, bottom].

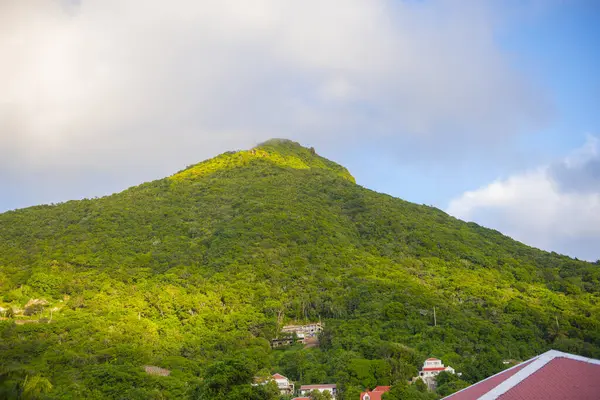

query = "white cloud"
[[0, 1, 550, 162], [0, 0, 552, 208], [447, 137, 600, 261]]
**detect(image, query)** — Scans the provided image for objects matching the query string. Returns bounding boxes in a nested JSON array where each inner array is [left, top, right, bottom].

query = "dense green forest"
[[1, 139, 598, 399]]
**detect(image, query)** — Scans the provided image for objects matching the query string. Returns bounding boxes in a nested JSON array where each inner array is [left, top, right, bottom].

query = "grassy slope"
[[0, 139, 598, 399]]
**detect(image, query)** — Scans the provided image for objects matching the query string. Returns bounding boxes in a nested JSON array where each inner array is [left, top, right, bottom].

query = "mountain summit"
[[171, 139, 355, 183], [0, 140, 598, 399]]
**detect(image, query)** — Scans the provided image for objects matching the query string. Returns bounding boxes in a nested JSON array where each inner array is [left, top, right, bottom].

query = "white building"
[[281, 323, 323, 337], [271, 373, 295, 395], [253, 373, 294, 395], [416, 358, 456, 390], [299, 384, 337, 398]]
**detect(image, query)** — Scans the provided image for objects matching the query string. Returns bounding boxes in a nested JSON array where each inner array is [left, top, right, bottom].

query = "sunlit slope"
[[0, 139, 598, 399]]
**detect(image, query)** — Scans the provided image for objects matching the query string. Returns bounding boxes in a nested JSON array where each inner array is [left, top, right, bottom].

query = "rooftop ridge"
[[444, 356, 540, 399], [479, 352, 555, 400], [543, 349, 600, 365]]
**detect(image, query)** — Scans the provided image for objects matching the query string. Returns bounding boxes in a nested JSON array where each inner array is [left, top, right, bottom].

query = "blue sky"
[[1, 0, 599, 260], [341, 0, 600, 202]]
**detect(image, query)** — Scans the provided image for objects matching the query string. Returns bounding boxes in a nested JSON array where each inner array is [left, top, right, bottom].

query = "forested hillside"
[[1, 139, 599, 399]]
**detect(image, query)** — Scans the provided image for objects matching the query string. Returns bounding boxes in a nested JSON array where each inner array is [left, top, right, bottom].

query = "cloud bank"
[[1, 1, 549, 179], [448, 137, 600, 261]]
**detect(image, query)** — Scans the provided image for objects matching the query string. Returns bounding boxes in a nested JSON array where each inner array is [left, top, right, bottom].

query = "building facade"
[[281, 323, 323, 337], [416, 358, 456, 390], [271, 373, 295, 395], [299, 383, 337, 398]]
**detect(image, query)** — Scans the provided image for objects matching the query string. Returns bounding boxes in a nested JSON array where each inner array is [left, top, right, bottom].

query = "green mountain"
[[0, 139, 598, 399]]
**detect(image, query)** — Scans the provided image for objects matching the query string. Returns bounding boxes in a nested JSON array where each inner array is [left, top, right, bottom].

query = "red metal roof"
[[423, 367, 448, 371], [446, 359, 535, 400], [499, 357, 600, 400], [444, 350, 600, 400], [427, 358, 441, 361], [272, 373, 287, 380]]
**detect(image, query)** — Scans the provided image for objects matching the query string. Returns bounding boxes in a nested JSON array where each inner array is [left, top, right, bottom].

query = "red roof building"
[[415, 357, 457, 390], [360, 386, 392, 400], [444, 350, 600, 400], [420, 358, 456, 374]]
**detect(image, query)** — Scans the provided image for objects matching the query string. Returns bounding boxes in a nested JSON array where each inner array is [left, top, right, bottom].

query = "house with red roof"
[[415, 357, 456, 390], [443, 349, 600, 399], [360, 386, 391, 400]]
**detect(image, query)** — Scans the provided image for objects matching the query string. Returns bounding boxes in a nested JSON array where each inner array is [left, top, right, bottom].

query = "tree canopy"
[[0, 139, 598, 399]]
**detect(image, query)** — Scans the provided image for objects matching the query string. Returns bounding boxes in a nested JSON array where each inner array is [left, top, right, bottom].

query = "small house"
[[360, 386, 391, 400], [299, 383, 337, 398], [415, 358, 456, 390], [272, 373, 294, 395]]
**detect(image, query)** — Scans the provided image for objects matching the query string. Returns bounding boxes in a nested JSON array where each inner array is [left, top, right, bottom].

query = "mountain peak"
[[171, 138, 355, 183], [254, 138, 303, 148], [253, 138, 317, 156]]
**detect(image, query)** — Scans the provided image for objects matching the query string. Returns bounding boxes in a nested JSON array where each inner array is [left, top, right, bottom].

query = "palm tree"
[[21, 375, 53, 399]]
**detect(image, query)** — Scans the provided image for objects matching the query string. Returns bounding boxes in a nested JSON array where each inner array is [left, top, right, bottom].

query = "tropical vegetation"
[[0, 139, 598, 399]]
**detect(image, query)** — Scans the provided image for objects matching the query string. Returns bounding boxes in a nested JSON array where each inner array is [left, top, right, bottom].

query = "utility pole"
[[433, 306, 437, 327], [555, 316, 560, 331]]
